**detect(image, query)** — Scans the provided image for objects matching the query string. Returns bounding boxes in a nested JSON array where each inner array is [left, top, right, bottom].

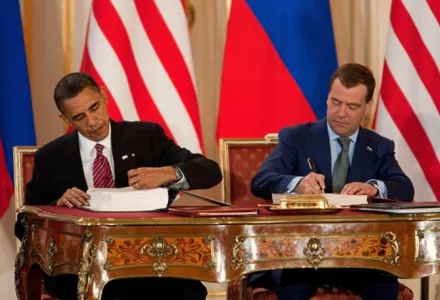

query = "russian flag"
[[0, 0, 36, 217], [216, 0, 338, 139]]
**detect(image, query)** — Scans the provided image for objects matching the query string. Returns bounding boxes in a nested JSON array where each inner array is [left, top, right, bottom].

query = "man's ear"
[[100, 87, 108, 104], [59, 114, 71, 126], [365, 98, 373, 115]]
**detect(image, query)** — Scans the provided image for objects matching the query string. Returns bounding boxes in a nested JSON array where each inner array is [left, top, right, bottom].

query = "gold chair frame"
[[219, 133, 278, 204], [13, 146, 39, 214]]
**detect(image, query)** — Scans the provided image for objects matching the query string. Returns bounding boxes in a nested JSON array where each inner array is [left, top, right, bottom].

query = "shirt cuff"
[[285, 176, 304, 193], [367, 179, 388, 198]]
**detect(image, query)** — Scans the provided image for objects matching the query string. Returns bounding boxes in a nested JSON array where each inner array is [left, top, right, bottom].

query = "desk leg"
[[77, 231, 103, 300], [15, 218, 32, 300], [227, 276, 247, 300], [421, 277, 429, 300]]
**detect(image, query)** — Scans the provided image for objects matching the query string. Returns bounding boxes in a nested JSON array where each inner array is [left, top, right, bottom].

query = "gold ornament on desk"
[[260, 194, 344, 214]]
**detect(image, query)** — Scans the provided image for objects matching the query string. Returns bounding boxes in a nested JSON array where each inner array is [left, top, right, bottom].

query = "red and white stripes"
[[375, 0, 440, 201], [81, 0, 203, 154]]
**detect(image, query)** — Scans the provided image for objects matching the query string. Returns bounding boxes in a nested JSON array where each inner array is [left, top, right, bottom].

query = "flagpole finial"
[[184, 0, 195, 30]]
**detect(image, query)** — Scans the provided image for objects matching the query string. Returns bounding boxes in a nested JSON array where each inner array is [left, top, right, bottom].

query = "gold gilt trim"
[[47, 237, 58, 274], [14, 218, 29, 300], [231, 232, 401, 269], [77, 231, 96, 300], [104, 233, 215, 273], [415, 229, 425, 264], [204, 234, 216, 269], [14, 147, 39, 217], [140, 237, 178, 276], [303, 237, 325, 268], [219, 135, 279, 204], [380, 232, 400, 267], [231, 235, 246, 270], [415, 229, 440, 264], [18, 205, 440, 226]]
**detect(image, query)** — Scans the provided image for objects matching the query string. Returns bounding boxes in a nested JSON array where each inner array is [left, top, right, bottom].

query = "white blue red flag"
[[217, 0, 338, 139], [0, 0, 36, 217]]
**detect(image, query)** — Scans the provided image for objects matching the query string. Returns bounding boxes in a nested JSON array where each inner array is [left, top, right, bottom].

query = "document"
[[82, 187, 169, 212], [272, 193, 368, 206]]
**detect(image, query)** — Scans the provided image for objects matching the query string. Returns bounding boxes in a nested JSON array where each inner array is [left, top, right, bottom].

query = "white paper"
[[83, 187, 169, 212], [322, 193, 368, 206], [272, 193, 368, 206]]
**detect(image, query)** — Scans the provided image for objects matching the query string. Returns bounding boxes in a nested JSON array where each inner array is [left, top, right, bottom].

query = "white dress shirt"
[[77, 123, 189, 190], [78, 125, 114, 188]]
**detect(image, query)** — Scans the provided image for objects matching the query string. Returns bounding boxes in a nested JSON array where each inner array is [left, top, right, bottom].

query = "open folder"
[[168, 206, 259, 217], [350, 202, 440, 214]]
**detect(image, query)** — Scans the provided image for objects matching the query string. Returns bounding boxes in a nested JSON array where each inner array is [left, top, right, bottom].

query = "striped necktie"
[[92, 143, 115, 188], [332, 136, 350, 193]]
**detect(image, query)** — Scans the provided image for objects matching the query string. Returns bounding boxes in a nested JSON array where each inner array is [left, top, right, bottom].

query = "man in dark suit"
[[250, 63, 414, 300], [15, 72, 222, 300]]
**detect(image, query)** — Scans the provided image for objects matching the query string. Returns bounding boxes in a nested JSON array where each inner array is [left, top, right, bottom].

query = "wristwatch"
[[173, 167, 183, 182], [369, 182, 379, 197]]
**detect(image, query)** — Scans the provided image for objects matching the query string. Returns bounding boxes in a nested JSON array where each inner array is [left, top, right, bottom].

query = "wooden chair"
[[14, 146, 58, 300], [219, 136, 414, 300]]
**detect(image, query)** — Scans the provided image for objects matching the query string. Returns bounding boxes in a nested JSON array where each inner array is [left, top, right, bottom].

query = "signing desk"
[[15, 205, 440, 300]]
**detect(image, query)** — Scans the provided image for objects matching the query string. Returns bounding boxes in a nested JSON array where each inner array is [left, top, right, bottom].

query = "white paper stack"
[[83, 187, 169, 212]]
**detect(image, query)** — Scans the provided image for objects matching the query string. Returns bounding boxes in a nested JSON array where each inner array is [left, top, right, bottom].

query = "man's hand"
[[56, 187, 90, 208], [341, 182, 378, 197], [294, 172, 326, 194], [128, 166, 176, 189]]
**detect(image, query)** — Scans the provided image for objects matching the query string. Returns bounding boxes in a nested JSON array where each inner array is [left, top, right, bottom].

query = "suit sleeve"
[[250, 128, 300, 200], [377, 140, 414, 201], [25, 150, 58, 206], [152, 123, 222, 190]]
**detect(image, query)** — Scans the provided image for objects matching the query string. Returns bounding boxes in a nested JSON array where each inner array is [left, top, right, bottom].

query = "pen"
[[131, 153, 136, 169], [307, 158, 325, 193]]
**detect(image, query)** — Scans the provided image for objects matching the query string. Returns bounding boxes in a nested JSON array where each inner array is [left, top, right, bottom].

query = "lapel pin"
[[366, 146, 373, 152], [122, 155, 128, 160]]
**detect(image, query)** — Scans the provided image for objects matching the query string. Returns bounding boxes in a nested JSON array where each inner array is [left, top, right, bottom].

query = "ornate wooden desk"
[[15, 205, 440, 300]]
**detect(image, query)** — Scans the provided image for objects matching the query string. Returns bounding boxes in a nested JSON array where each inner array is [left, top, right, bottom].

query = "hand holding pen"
[[294, 158, 326, 194]]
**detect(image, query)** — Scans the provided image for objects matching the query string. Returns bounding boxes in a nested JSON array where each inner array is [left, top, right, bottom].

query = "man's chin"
[[88, 129, 109, 141]]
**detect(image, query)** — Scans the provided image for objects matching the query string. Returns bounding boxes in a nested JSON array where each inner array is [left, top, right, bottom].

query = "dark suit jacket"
[[251, 118, 414, 201], [15, 120, 222, 240]]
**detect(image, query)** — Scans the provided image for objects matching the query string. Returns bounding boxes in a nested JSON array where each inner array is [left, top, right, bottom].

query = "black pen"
[[307, 158, 325, 193], [131, 153, 136, 169]]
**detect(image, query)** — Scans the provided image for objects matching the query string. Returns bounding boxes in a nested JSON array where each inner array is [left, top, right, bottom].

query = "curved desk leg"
[[227, 276, 247, 300], [77, 231, 100, 300], [421, 277, 429, 300], [15, 218, 33, 300]]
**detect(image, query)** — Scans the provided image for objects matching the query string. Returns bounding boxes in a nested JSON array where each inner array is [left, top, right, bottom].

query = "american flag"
[[375, 0, 440, 201], [80, 0, 203, 154]]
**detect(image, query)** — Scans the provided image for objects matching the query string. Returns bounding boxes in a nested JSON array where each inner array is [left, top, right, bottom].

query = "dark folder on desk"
[[350, 202, 440, 214], [168, 206, 259, 217]]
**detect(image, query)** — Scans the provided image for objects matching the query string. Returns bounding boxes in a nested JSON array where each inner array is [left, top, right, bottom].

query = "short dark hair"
[[54, 72, 100, 113], [329, 63, 376, 103]]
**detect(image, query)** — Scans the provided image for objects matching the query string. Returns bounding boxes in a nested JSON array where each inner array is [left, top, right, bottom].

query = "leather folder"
[[350, 202, 440, 214], [168, 206, 259, 217]]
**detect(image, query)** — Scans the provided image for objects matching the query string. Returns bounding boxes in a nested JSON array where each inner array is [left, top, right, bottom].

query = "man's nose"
[[88, 114, 99, 126], [337, 104, 348, 117]]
